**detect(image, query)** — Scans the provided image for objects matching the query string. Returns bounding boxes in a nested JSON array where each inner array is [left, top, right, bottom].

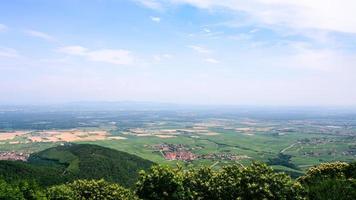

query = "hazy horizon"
[[1, 0, 356, 106], [1, 100, 356, 112]]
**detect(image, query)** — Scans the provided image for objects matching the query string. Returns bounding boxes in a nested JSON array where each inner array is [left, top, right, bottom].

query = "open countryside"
[[1, 0, 356, 199], [1, 106, 355, 177]]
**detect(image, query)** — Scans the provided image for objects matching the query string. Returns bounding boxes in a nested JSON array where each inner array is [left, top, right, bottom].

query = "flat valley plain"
[[0, 106, 355, 176]]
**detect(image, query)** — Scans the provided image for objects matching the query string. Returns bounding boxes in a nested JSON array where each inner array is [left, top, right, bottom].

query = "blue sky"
[[0, 0, 356, 106]]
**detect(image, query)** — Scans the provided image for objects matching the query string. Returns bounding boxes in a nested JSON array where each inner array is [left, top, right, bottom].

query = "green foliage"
[[32, 144, 154, 187], [211, 162, 304, 200], [183, 167, 215, 199], [0, 179, 46, 200], [136, 165, 188, 200], [17, 180, 47, 200], [345, 161, 356, 178], [298, 161, 356, 200], [267, 153, 298, 170], [0, 144, 154, 187], [299, 161, 349, 184], [0, 179, 24, 200], [46, 184, 75, 200], [0, 160, 67, 186], [1, 142, 355, 200], [136, 162, 305, 200], [47, 179, 139, 200], [302, 178, 356, 200]]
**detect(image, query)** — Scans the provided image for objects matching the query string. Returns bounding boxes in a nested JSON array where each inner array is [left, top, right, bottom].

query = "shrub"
[[136, 162, 305, 200], [0, 179, 24, 200], [47, 179, 139, 200], [17, 180, 47, 200], [136, 165, 188, 200], [46, 185, 75, 200], [210, 162, 305, 200], [0, 179, 46, 200], [298, 161, 356, 200], [298, 161, 349, 184]]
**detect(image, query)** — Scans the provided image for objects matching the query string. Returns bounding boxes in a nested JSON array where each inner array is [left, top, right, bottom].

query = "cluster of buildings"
[[199, 153, 249, 161], [151, 143, 198, 161], [164, 151, 197, 161], [152, 143, 187, 152], [0, 151, 29, 161], [151, 143, 249, 162]]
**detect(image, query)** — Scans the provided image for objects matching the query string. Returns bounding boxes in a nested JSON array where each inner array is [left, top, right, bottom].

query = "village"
[[151, 143, 249, 162], [0, 151, 29, 161]]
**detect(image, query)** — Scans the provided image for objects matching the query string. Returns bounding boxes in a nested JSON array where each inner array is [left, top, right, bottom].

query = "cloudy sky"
[[0, 0, 356, 106]]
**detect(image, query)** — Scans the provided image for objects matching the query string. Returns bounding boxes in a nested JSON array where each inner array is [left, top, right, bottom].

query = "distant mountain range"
[[0, 100, 355, 115]]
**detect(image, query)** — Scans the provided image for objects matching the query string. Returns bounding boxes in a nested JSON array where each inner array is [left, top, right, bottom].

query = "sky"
[[0, 0, 356, 106]]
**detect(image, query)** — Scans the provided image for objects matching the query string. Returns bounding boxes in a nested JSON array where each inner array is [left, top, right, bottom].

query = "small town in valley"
[[0, 151, 29, 161]]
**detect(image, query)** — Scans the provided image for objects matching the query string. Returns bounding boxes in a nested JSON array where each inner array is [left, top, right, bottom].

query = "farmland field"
[[0, 105, 355, 176]]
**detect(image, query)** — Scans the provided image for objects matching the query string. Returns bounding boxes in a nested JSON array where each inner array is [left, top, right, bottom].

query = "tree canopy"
[[136, 162, 305, 200], [1, 160, 355, 200]]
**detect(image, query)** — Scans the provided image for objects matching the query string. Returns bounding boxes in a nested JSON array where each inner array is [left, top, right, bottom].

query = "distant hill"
[[0, 144, 154, 187]]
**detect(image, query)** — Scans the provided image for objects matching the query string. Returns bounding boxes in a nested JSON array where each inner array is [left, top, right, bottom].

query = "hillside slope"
[[0, 144, 154, 187]]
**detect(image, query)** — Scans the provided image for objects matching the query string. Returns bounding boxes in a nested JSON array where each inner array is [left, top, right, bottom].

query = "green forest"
[[0, 144, 153, 187], [0, 144, 355, 200]]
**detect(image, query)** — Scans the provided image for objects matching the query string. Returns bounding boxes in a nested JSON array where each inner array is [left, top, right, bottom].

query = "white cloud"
[[203, 28, 211, 33], [0, 47, 19, 58], [0, 24, 8, 32], [162, 54, 173, 58], [153, 54, 173, 62], [150, 16, 161, 22], [153, 55, 161, 62], [58, 46, 88, 56], [149, 0, 356, 34], [285, 43, 356, 72], [135, 0, 162, 10], [228, 33, 252, 41], [188, 45, 211, 54], [25, 30, 55, 41], [57, 45, 134, 65], [249, 28, 259, 33], [204, 58, 220, 64], [87, 49, 134, 65]]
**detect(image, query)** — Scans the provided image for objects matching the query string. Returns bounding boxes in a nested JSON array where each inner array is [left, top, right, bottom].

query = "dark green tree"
[[46, 185, 75, 200], [209, 162, 304, 200], [0, 178, 24, 200], [47, 179, 138, 200], [136, 162, 305, 200], [17, 180, 46, 200], [136, 165, 189, 200], [298, 162, 356, 200]]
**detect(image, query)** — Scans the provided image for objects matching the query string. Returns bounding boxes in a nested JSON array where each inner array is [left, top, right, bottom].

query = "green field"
[[1, 110, 355, 176]]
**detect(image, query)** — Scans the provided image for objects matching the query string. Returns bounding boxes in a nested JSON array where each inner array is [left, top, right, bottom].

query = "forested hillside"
[[0, 144, 355, 199], [0, 144, 154, 187]]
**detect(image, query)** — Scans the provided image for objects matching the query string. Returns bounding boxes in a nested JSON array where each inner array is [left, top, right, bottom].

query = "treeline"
[[0, 144, 154, 187], [1, 161, 355, 200]]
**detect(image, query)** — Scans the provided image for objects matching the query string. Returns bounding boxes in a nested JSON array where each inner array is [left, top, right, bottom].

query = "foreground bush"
[[298, 162, 356, 200], [136, 162, 305, 200], [0, 179, 24, 200], [47, 179, 139, 200], [0, 179, 46, 200], [2, 161, 355, 200]]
